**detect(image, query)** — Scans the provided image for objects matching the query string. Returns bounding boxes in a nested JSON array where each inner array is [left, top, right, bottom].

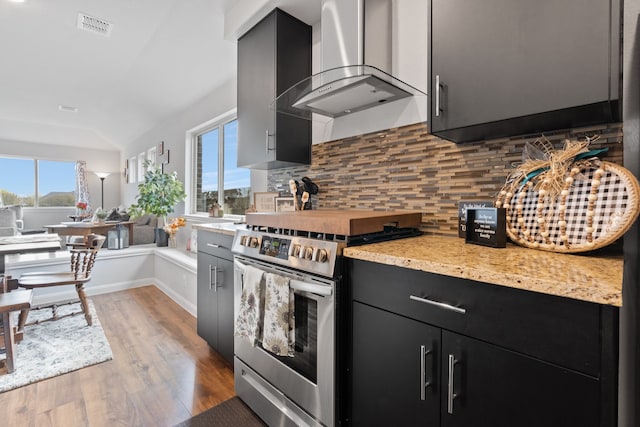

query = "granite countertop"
[[192, 222, 247, 236], [343, 235, 623, 307]]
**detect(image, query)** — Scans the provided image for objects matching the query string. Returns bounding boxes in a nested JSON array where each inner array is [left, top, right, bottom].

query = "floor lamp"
[[95, 172, 110, 209]]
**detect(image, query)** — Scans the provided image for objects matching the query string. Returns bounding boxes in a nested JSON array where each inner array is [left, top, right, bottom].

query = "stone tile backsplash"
[[268, 122, 623, 236]]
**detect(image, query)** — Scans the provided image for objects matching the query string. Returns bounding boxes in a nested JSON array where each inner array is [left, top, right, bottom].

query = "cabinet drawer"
[[348, 259, 602, 376], [198, 231, 233, 260]]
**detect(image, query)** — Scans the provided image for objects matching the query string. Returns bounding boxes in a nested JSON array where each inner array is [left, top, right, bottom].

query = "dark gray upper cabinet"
[[429, 0, 621, 143], [237, 8, 311, 169]]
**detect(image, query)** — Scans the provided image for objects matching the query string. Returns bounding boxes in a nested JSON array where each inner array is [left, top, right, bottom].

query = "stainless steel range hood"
[[273, 0, 426, 120], [275, 64, 423, 118]]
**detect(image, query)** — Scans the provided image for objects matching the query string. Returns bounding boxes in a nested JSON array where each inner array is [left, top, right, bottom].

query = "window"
[[192, 116, 250, 215], [0, 157, 76, 207]]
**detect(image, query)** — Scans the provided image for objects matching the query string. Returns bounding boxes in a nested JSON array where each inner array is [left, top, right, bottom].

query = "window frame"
[[185, 108, 248, 216], [0, 155, 77, 208]]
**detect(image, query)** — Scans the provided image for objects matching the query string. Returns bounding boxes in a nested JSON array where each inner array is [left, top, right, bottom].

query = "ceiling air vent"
[[76, 12, 113, 37]]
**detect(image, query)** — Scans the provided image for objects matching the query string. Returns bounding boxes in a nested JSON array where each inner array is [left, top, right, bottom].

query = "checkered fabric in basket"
[[496, 161, 640, 253]]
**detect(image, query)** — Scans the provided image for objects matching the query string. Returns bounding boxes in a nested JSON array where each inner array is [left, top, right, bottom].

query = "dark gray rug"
[[175, 397, 267, 427]]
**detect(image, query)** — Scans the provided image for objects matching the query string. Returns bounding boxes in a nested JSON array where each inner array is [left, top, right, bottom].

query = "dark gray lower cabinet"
[[348, 259, 617, 427], [197, 232, 234, 364], [440, 331, 599, 427], [351, 302, 440, 427]]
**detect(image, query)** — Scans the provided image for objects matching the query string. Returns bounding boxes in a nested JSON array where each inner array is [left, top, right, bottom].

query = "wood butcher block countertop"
[[246, 210, 422, 236], [344, 235, 623, 307]]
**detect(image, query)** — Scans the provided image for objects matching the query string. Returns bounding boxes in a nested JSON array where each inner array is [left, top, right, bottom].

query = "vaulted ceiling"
[[0, 0, 320, 151]]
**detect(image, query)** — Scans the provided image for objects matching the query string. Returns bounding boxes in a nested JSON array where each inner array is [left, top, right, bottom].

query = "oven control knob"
[[317, 249, 329, 263], [240, 236, 248, 246], [249, 237, 260, 248], [292, 244, 302, 257], [304, 246, 314, 260]]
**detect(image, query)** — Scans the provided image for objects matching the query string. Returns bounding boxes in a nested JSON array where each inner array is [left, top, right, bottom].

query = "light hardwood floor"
[[0, 285, 235, 427]]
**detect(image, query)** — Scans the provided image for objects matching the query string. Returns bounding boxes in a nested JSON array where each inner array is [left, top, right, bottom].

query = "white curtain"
[[75, 161, 92, 212]]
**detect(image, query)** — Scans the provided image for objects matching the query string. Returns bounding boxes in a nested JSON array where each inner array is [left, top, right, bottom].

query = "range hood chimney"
[[273, 0, 426, 119]]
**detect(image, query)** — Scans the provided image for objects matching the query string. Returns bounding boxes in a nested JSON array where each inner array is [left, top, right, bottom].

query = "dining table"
[[45, 221, 135, 247], [0, 234, 60, 369], [0, 234, 61, 277]]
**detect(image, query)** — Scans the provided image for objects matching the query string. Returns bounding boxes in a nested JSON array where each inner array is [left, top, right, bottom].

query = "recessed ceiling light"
[[58, 104, 79, 113], [8, 0, 26, 3]]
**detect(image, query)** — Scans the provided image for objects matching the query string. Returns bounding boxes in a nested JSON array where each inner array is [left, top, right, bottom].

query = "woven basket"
[[495, 161, 640, 253]]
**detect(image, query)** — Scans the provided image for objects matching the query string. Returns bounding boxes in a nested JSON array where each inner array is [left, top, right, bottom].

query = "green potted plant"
[[94, 209, 108, 224], [128, 162, 187, 246]]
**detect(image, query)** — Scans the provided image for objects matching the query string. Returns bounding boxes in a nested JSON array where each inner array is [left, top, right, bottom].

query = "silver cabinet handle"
[[447, 354, 458, 414], [213, 265, 219, 291], [265, 130, 275, 154], [435, 74, 441, 117], [420, 345, 433, 401], [208, 265, 221, 291], [410, 295, 466, 314], [207, 243, 230, 251]]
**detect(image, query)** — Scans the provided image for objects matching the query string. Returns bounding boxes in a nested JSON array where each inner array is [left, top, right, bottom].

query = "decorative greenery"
[[95, 210, 108, 220], [128, 162, 187, 223]]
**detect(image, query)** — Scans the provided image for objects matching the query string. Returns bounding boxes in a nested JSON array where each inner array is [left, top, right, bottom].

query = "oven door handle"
[[290, 279, 332, 297], [234, 257, 333, 297]]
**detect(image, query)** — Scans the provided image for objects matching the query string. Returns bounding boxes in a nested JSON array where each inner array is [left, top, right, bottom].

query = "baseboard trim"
[[154, 278, 197, 317]]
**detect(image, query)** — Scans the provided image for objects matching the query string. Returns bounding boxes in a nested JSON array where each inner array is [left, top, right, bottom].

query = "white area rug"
[[0, 299, 113, 393]]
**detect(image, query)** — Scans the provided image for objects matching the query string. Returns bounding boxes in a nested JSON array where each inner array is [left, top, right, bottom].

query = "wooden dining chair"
[[17, 234, 106, 329]]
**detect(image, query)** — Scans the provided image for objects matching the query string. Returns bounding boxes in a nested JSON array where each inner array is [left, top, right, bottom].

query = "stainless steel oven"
[[232, 210, 422, 427], [233, 231, 340, 427]]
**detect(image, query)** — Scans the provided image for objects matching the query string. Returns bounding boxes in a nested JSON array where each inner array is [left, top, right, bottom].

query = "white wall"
[[311, 0, 429, 144], [121, 77, 238, 210], [120, 0, 427, 202], [0, 139, 121, 228]]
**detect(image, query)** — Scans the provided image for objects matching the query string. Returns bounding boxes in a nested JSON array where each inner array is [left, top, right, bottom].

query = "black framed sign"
[[458, 200, 494, 237], [465, 207, 506, 248]]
